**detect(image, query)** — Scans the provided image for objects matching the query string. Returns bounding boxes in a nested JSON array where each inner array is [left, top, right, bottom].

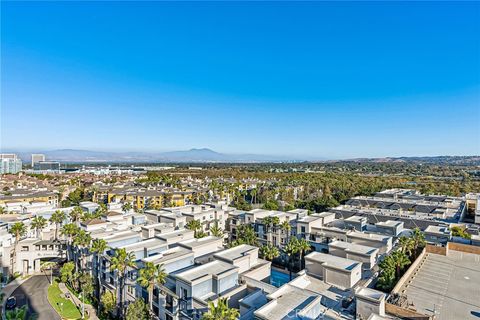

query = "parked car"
[[5, 296, 16, 310]]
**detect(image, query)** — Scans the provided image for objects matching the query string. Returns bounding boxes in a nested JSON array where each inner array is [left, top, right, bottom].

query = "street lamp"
[[79, 291, 85, 319]]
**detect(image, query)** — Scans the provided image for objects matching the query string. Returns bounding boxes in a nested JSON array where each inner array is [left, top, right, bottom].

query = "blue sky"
[[1, 1, 479, 159]]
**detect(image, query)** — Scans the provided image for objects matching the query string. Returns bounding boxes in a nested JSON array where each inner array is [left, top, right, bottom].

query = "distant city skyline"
[[2, 1, 479, 159]]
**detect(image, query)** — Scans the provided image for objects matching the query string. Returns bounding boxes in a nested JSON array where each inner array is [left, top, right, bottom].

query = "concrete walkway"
[[58, 282, 99, 320]]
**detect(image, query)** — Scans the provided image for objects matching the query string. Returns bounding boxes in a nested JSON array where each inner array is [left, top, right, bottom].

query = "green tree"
[[110, 248, 136, 318], [78, 272, 94, 298], [5, 305, 27, 320], [280, 220, 291, 243], [201, 297, 239, 320], [230, 225, 257, 247], [411, 228, 426, 256], [100, 290, 116, 318], [297, 238, 311, 270], [451, 226, 471, 239], [40, 261, 57, 284], [122, 202, 132, 214], [259, 244, 280, 261], [69, 206, 84, 225], [73, 230, 92, 271], [209, 223, 224, 238], [8, 222, 27, 273], [284, 237, 299, 280], [60, 262, 75, 285], [125, 298, 150, 320], [60, 223, 80, 261], [91, 238, 108, 301], [398, 236, 414, 258], [50, 210, 66, 240], [137, 262, 167, 311], [262, 200, 279, 210], [185, 219, 202, 238], [30, 216, 47, 238]]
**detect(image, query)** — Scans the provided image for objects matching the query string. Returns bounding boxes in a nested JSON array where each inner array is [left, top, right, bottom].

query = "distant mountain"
[[11, 148, 302, 163]]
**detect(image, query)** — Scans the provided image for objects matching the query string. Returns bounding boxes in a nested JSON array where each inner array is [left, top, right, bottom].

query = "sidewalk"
[[57, 283, 99, 320]]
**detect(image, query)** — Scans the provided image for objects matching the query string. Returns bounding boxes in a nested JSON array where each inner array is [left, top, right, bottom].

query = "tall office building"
[[0, 155, 22, 174], [0, 154, 17, 160], [33, 161, 61, 172], [31, 154, 46, 166]]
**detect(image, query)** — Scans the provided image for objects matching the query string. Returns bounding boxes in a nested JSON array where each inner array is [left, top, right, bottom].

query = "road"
[[9, 275, 60, 320]]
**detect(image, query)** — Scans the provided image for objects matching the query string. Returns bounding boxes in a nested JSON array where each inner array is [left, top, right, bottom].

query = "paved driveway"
[[10, 275, 60, 320]]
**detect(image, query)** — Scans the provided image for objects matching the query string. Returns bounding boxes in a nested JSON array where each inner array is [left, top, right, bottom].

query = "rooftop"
[[174, 260, 238, 283], [329, 240, 379, 255], [213, 244, 257, 262], [305, 252, 361, 271], [399, 250, 480, 320]]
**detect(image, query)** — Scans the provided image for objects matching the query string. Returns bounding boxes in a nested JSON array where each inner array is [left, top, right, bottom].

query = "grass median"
[[47, 280, 82, 319]]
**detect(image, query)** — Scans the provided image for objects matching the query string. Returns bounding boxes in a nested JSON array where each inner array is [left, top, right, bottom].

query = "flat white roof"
[[329, 240, 379, 255], [349, 231, 391, 242], [425, 225, 450, 235], [157, 229, 194, 240], [177, 236, 222, 249], [119, 237, 167, 251], [175, 260, 238, 283], [254, 284, 322, 320], [376, 220, 403, 227], [143, 246, 193, 264], [305, 252, 361, 271], [213, 244, 257, 262], [355, 287, 385, 303]]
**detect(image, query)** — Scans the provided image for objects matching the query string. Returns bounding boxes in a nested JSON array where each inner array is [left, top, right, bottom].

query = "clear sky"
[[1, 1, 479, 159]]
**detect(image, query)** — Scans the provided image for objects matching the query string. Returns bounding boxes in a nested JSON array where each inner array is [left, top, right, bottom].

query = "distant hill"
[[11, 148, 302, 163]]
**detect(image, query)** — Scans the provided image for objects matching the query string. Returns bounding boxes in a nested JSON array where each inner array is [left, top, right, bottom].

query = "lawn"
[[47, 280, 82, 319]]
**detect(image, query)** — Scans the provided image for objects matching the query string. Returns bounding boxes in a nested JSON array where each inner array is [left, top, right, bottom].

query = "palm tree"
[[284, 237, 299, 280], [110, 248, 136, 318], [410, 228, 426, 257], [186, 219, 202, 238], [5, 305, 27, 320], [391, 250, 410, 278], [398, 236, 414, 258], [50, 210, 66, 240], [91, 239, 108, 303], [122, 202, 132, 214], [209, 223, 224, 238], [297, 238, 311, 270], [30, 216, 47, 238], [280, 220, 291, 243], [40, 261, 57, 284], [8, 222, 27, 274], [231, 225, 257, 247], [201, 297, 239, 320], [250, 188, 257, 204], [73, 229, 92, 271], [69, 206, 84, 225], [137, 262, 167, 312], [259, 244, 280, 261], [376, 264, 396, 291], [0, 206, 7, 215], [61, 223, 79, 261]]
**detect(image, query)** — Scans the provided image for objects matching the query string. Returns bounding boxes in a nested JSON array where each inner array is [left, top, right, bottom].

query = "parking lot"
[[400, 250, 480, 320]]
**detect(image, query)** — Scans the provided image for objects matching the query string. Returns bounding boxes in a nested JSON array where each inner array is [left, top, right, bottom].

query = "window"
[[21, 246, 29, 252], [301, 226, 306, 233], [182, 288, 188, 299]]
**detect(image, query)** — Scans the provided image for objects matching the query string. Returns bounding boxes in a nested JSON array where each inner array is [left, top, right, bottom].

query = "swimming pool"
[[270, 269, 292, 287]]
